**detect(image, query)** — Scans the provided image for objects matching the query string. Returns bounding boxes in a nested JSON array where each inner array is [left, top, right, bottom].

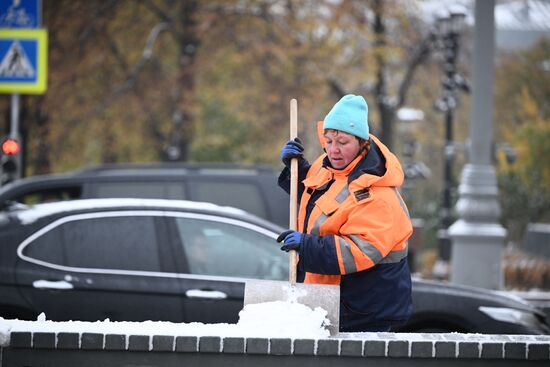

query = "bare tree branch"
[[327, 77, 347, 99], [396, 32, 435, 108], [92, 22, 170, 117], [142, 0, 172, 23]]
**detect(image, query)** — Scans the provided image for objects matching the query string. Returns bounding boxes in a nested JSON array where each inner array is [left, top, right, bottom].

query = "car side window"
[[173, 216, 287, 281], [24, 227, 65, 265], [189, 181, 267, 219], [16, 186, 82, 205], [24, 215, 162, 272], [95, 182, 186, 200]]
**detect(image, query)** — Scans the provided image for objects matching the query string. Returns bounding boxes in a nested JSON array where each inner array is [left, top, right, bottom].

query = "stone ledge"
[[1, 331, 549, 360]]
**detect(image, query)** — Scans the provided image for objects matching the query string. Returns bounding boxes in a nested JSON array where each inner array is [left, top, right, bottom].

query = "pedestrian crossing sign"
[[0, 29, 47, 94]]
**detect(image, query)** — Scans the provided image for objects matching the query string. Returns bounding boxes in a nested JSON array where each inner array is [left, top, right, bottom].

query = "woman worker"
[[277, 94, 413, 332]]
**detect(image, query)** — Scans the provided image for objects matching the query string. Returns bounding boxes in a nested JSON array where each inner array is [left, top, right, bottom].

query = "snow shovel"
[[244, 99, 340, 336]]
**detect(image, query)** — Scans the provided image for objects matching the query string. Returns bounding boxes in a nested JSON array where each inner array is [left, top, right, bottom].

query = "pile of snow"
[[0, 321, 9, 345], [237, 301, 330, 338], [0, 301, 330, 341]]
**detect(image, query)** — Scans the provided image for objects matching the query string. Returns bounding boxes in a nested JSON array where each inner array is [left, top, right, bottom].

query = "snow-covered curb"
[[1, 301, 549, 360]]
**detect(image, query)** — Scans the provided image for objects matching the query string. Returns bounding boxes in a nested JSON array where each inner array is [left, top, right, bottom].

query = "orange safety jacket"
[[278, 126, 413, 331]]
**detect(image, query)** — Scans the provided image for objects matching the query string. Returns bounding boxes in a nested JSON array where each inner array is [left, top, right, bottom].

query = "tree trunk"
[[165, 0, 200, 162], [373, 0, 395, 150]]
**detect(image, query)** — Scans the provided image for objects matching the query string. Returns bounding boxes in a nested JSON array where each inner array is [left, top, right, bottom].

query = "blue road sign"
[[0, 29, 47, 94], [0, 38, 37, 82], [0, 0, 41, 28]]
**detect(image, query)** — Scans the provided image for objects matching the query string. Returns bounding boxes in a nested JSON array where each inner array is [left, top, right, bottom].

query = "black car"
[[0, 163, 289, 227], [0, 199, 548, 334]]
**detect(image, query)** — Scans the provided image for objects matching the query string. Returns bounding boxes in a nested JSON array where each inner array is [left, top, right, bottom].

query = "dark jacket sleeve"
[[298, 234, 341, 275], [277, 159, 310, 198]]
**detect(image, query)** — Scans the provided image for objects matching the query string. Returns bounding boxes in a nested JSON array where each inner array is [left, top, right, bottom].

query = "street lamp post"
[[449, 0, 506, 290], [433, 9, 468, 276]]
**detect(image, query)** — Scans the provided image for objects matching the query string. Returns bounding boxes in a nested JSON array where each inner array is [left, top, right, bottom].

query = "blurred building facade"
[[495, 0, 550, 50], [421, 0, 550, 51]]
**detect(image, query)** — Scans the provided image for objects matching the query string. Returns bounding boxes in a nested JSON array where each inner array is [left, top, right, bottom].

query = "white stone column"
[[449, 0, 506, 289]]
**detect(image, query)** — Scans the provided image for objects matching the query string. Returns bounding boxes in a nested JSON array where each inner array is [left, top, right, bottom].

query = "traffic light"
[[1, 137, 22, 185]]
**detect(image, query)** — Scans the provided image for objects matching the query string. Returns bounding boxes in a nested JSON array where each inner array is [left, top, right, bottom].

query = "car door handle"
[[32, 280, 74, 290], [185, 289, 227, 300]]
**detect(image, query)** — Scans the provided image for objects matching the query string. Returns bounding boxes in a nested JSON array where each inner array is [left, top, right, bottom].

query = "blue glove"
[[280, 138, 304, 167], [276, 229, 303, 252]]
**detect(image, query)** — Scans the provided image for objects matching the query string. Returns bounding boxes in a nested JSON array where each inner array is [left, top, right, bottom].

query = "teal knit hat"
[[323, 94, 369, 140]]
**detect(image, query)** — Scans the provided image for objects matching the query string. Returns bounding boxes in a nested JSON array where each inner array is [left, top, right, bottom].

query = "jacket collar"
[[349, 139, 386, 182]]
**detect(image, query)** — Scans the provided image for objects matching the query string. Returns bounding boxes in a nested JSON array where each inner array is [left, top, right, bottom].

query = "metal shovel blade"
[[244, 279, 340, 336]]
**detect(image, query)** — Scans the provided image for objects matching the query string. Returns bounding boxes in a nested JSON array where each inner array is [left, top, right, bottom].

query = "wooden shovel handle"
[[289, 99, 298, 284]]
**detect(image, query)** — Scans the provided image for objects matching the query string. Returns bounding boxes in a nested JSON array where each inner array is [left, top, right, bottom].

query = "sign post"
[[0, 0, 46, 183]]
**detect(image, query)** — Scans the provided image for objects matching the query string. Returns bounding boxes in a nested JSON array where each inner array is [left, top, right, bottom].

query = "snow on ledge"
[[0, 301, 330, 341]]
